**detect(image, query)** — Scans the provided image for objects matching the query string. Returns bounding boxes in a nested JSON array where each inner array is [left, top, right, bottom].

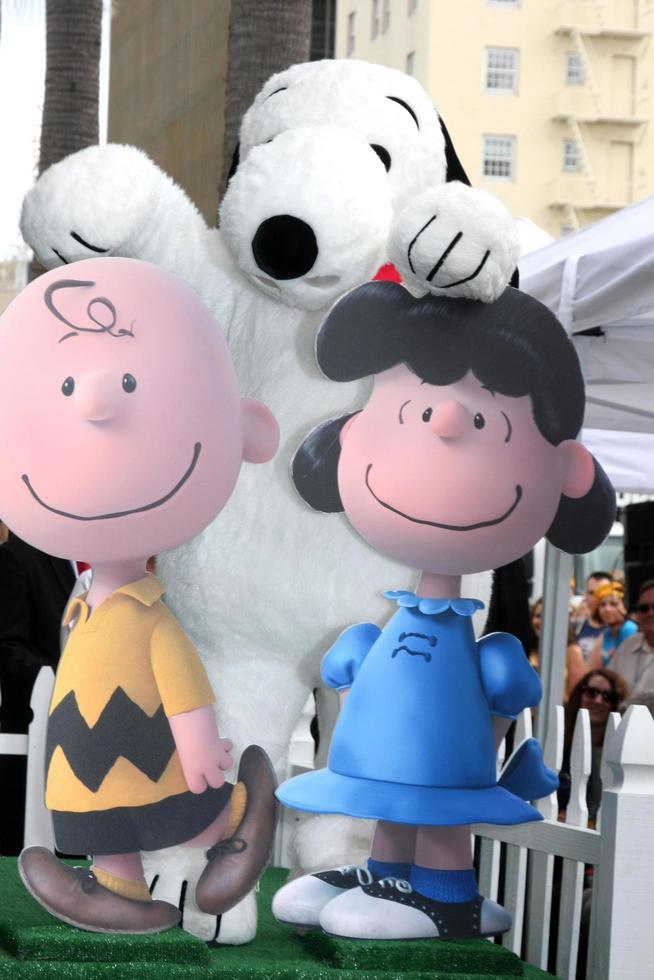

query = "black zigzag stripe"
[[46, 688, 176, 793]]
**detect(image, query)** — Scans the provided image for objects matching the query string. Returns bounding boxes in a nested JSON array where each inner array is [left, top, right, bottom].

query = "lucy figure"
[[0, 257, 279, 934], [272, 282, 615, 940]]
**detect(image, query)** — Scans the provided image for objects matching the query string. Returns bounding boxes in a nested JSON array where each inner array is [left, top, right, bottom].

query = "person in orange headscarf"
[[588, 581, 637, 671]]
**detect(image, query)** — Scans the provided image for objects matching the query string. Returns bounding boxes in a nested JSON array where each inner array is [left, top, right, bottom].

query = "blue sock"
[[367, 858, 411, 881], [410, 865, 478, 903]]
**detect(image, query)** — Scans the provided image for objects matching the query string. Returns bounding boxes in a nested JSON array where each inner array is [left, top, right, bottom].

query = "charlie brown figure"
[[0, 257, 279, 934], [272, 281, 615, 941]]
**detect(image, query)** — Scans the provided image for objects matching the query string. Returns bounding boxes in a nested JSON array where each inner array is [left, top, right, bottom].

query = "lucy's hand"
[[169, 705, 234, 793]]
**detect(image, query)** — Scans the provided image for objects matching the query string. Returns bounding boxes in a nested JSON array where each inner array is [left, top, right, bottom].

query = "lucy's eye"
[[473, 412, 486, 430], [422, 407, 433, 423], [61, 377, 75, 396], [122, 373, 137, 393]]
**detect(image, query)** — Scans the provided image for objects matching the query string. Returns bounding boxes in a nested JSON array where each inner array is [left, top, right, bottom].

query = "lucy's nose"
[[428, 400, 469, 439]]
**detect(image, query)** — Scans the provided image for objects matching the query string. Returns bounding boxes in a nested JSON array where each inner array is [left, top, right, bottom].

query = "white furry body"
[[18, 57, 522, 940]]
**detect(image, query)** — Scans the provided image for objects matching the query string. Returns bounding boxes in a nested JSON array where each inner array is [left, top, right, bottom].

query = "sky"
[[0, 0, 110, 263]]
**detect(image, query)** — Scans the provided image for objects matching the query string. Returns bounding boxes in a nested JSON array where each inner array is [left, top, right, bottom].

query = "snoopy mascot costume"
[[21, 59, 520, 943]]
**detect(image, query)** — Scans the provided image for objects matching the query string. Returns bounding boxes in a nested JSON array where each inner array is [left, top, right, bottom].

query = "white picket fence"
[[472, 704, 654, 980], [0, 666, 55, 851], [3, 668, 654, 980]]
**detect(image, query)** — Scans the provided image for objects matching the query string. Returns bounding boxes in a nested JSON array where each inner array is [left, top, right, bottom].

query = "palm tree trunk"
[[38, 0, 102, 175], [28, 0, 102, 279], [218, 0, 312, 214]]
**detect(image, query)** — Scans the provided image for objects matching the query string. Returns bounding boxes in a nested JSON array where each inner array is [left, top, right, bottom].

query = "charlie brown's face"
[[337, 364, 594, 576], [0, 257, 277, 563]]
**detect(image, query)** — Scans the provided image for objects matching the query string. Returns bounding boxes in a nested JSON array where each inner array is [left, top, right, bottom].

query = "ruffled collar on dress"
[[384, 590, 485, 617]]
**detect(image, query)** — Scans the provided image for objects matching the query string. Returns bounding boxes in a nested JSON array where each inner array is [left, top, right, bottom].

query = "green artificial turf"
[[0, 860, 556, 979]]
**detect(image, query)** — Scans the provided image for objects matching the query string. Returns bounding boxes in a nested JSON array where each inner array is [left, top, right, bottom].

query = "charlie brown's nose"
[[75, 371, 122, 423], [429, 400, 469, 439]]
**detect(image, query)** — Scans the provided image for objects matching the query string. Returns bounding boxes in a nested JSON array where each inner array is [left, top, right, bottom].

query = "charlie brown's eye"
[[61, 377, 75, 396], [122, 373, 137, 393], [422, 407, 432, 422], [473, 412, 485, 430]]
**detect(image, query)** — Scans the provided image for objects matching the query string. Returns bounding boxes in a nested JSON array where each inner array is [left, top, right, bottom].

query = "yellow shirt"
[[45, 574, 215, 813]]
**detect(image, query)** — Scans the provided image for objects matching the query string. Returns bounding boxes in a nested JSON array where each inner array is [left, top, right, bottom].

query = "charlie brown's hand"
[[169, 706, 234, 793]]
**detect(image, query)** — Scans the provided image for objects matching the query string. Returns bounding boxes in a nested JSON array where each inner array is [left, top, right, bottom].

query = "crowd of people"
[[531, 570, 654, 822]]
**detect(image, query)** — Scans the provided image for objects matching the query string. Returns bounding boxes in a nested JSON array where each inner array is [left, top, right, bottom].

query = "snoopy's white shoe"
[[272, 865, 376, 928], [319, 877, 511, 940]]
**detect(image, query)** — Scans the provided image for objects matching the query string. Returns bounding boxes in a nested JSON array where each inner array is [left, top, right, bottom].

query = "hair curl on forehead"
[[292, 282, 616, 556]]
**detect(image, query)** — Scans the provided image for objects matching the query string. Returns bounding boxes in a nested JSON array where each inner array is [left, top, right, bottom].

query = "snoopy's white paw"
[[291, 813, 374, 873], [143, 846, 258, 943], [213, 891, 258, 945], [181, 889, 223, 941], [389, 182, 520, 302]]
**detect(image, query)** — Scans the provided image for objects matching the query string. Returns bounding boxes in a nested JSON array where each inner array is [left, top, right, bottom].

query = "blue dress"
[[278, 591, 549, 827]]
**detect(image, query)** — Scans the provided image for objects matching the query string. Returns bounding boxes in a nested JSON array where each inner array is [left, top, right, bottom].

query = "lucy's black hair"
[[292, 282, 615, 555]]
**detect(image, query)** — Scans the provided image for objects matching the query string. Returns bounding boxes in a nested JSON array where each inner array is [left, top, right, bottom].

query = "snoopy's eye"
[[473, 413, 486, 430], [122, 373, 137, 393], [422, 407, 432, 422], [370, 144, 392, 172], [61, 377, 75, 396]]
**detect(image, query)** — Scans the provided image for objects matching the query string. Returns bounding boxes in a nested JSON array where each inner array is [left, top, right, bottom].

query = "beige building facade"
[[0, 261, 27, 315], [336, 0, 654, 236], [108, 0, 231, 226]]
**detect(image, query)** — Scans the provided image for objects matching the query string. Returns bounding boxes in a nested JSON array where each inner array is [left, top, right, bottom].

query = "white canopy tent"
[[518, 197, 654, 737]]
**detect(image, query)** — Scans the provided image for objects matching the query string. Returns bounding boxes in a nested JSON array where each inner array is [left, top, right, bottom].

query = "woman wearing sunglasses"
[[610, 579, 654, 701], [558, 668, 628, 822]]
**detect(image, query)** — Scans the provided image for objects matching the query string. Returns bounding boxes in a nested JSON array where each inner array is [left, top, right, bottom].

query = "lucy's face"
[[337, 364, 587, 575]]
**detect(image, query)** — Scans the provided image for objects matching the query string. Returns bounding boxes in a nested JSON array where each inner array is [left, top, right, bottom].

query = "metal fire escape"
[[551, 0, 651, 228]]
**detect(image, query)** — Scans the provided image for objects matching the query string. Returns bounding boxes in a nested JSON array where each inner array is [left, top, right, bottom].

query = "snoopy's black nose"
[[252, 215, 318, 280]]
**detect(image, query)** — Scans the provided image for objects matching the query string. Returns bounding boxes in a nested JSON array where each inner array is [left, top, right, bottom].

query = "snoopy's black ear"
[[439, 116, 471, 186], [226, 143, 240, 184], [438, 114, 520, 288]]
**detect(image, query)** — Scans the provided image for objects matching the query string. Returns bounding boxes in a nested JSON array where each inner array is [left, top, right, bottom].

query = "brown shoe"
[[195, 744, 278, 915], [19, 846, 180, 934]]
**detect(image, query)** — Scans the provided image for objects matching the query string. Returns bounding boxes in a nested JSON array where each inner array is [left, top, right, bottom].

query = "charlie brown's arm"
[[169, 705, 234, 793], [151, 615, 234, 793]]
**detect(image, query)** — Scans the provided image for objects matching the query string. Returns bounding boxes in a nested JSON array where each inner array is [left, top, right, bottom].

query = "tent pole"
[[536, 542, 573, 746]]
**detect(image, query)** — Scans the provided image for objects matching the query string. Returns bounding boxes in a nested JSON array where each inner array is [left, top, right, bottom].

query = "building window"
[[488, 0, 520, 6], [382, 0, 391, 32], [485, 48, 518, 92], [565, 51, 584, 85], [483, 135, 515, 179], [563, 139, 581, 171], [372, 0, 380, 38], [560, 225, 575, 236], [408, 0, 418, 14], [347, 11, 356, 55], [406, 51, 416, 76]]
